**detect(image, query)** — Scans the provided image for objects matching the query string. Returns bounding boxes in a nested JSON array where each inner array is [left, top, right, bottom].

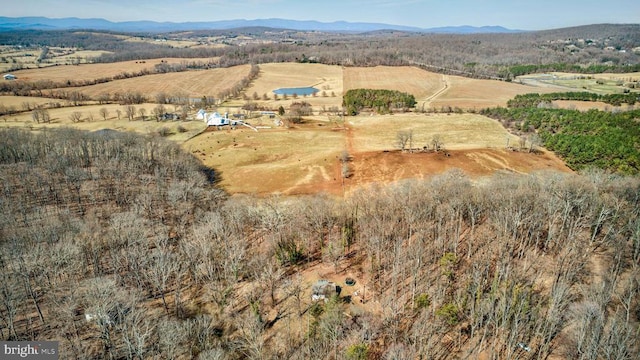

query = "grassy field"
[[185, 124, 345, 194], [62, 64, 252, 99], [8, 58, 220, 83], [517, 72, 640, 94], [0, 46, 113, 72], [0, 62, 577, 195], [0, 95, 61, 109], [240, 62, 344, 109], [348, 112, 521, 152], [429, 75, 559, 110], [344, 66, 443, 99], [0, 101, 207, 142]]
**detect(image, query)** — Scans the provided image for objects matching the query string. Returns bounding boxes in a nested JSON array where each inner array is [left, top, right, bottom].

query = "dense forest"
[[0, 128, 638, 359]]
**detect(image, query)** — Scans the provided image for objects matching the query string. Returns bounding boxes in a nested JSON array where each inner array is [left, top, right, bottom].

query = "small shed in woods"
[[311, 280, 340, 302]]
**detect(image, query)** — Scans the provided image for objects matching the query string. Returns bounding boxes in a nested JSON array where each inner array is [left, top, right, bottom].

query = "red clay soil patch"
[[286, 148, 573, 196]]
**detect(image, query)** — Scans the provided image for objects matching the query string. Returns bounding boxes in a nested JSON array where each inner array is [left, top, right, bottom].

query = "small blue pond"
[[273, 87, 319, 96]]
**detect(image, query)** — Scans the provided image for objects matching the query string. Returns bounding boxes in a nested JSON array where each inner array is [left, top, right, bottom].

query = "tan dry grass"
[[46, 50, 112, 64], [553, 71, 640, 82], [429, 75, 559, 110], [0, 103, 207, 142], [9, 58, 219, 83], [242, 63, 344, 110], [184, 125, 345, 194], [344, 66, 443, 99], [63, 64, 252, 99], [0, 96, 61, 108], [348, 112, 520, 152]]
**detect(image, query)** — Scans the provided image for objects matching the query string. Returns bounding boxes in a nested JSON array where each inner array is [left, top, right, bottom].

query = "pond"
[[272, 87, 319, 96]]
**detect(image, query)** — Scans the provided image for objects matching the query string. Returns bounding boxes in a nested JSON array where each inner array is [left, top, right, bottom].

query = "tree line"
[[506, 92, 639, 108], [343, 89, 416, 115], [482, 101, 640, 174]]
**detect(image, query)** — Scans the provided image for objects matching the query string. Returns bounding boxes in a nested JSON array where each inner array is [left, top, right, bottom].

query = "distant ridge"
[[0, 16, 523, 33]]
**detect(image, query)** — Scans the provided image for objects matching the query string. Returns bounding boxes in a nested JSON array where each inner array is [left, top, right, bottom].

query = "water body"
[[273, 87, 319, 96]]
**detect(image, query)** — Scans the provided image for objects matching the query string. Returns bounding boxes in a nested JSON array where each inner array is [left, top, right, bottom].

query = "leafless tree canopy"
[[0, 128, 639, 359]]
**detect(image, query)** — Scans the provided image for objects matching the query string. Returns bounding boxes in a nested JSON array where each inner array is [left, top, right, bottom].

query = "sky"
[[4, 0, 640, 30]]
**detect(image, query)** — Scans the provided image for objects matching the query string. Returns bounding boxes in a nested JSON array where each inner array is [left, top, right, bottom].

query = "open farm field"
[[185, 124, 345, 194], [517, 72, 640, 94], [123, 37, 200, 48], [7, 58, 218, 83], [0, 95, 61, 108], [0, 47, 111, 72], [348, 113, 521, 152], [64, 64, 252, 98], [429, 75, 559, 110], [344, 66, 443, 99], [44, 49, 112, 64], [0, 102, 206, 142], [241, 62, 344, 109], [0, 62, 577, 195], [183, 113, 571, 195]]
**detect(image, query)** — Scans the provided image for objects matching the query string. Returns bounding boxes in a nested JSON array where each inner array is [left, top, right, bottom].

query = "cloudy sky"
[[4, 0, 639, 30]]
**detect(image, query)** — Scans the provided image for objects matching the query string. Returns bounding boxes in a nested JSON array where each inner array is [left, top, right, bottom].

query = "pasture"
[[428, 74, 560, 110], [0, 62, 577, 194], [517, 72, 640, 94], [344, 66, 443, 99], [8, 58, 220, 83], [62, 64, 252, 99], [0, 99, 207, 142], [238, 62, 344, 109], [184, 113, 571, 195]]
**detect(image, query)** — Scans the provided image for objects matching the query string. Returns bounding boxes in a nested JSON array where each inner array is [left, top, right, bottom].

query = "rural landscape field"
[[1, 11, 640, 360]]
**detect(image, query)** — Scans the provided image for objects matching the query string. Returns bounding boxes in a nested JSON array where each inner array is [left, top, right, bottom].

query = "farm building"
[[3, 74, 17, 80], [311, 280, 340, 302]]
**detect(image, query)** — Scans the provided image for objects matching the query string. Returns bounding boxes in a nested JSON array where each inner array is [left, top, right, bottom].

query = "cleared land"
[[239, 62, 344, 109], [7, 58, 219, 83], [344, 65, 443, 99], [517, 72, 640, 94], [429, 75, 559, 110], [347, 112, 521, 151], [184, 113, 571, 195], [185, 123, 345, 194], [0, 62, 576, 195], [62, 64, 252, 98], [0, 102, 207, 142]]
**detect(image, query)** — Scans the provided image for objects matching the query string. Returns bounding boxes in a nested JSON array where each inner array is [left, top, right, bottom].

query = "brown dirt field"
[[429, 75, 559, 110], [344, 66, 443, 99], [9, 58, 218, 83], [343, 148, 572, 193], [63, 65, 252, 98]]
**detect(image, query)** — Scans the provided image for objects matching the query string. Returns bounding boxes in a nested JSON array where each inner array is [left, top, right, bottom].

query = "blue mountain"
[[0, 16, 522, 33]]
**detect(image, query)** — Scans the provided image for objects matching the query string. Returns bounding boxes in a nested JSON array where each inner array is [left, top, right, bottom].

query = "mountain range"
[[0, 16, 521, 34]]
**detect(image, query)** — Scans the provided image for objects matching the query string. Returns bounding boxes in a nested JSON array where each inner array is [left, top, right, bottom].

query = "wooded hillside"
[[0, 128, 638, 359]]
